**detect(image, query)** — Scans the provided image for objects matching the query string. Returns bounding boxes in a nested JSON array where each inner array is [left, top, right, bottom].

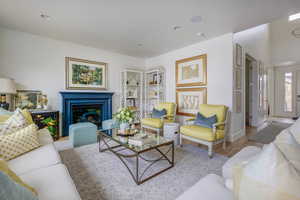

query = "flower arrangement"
[[113, 107, 135, 123]]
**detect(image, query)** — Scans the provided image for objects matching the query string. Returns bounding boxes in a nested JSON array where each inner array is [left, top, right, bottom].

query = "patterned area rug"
[[248, 121, 291, 144], [59, 143, 227, 200]]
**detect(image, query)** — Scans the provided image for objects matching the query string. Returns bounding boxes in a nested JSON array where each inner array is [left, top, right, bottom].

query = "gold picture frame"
[[176, 87, 207, 116], [176, 54, 207, 87], [65, 57, 108, 90]]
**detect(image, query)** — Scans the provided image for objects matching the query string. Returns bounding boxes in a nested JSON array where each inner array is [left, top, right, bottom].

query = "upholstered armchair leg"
[[179, 134, 183, 147], [208, 143, 213, 158]]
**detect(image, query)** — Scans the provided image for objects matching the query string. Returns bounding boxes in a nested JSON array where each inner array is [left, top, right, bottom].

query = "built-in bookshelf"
[[120, 69, 143, 122], [144, 67, 165, 116]]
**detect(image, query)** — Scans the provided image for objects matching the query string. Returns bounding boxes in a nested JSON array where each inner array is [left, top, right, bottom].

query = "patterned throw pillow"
[[0, 108, 28, 135], [0, 159, 37, 196], [0, 124, 40, 161]]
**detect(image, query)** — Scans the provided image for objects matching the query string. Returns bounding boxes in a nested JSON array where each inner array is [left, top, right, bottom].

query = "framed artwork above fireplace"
[[65, 57, 108, 90]]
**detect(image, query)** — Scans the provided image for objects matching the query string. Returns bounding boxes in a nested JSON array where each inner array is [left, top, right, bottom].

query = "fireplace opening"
[[72, 104, 101, 128]]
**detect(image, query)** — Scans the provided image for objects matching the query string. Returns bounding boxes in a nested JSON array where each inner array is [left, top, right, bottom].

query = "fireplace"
[[60, 92, 113, 136], [72, 104, 102, 127]]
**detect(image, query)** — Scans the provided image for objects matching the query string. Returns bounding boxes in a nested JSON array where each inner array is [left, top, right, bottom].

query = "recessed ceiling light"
[[173, 26, 182, 31], [40, 13, 51, 20], [190, 16, 202, 23], [289, 12, 300, 21], [196, 32, 206, 37]]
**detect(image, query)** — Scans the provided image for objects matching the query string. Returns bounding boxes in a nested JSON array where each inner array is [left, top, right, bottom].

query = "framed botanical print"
[[176, 54, 207, 87], [236, 44, 242, 67], [176, 87, 207, 116], [14, 90, 42, 110], [65, 57, 107, 90]]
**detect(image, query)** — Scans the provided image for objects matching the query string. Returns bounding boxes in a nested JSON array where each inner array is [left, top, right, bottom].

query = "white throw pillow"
[[289, 118, 300, 143], [275, 129, 300, 171], [0, 108, 28, 135], [233, 143, 300, 200]]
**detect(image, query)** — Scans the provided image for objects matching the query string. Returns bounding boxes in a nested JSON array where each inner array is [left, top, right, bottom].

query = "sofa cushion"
[[180, 125, 224, 142], [20, 164, 81, 200], [222, 146, 261, 179], [37, 128, 54, 146], [176, 174, 233, 200], [8, 143, 61, 175]]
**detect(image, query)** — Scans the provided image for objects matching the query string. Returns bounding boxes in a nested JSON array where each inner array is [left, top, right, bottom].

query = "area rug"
[[248, 121, 291, 144], [59, 143, 227, 200]]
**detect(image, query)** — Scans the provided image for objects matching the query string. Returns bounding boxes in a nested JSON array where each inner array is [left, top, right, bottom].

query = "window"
[[284, 72, 293, 112]]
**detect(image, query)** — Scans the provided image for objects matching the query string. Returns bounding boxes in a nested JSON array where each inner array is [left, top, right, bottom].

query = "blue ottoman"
[[69, 122, 97, 148]]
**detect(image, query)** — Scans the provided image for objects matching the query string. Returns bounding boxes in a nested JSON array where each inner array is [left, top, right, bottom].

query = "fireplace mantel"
[[60, 92, 114, 136]]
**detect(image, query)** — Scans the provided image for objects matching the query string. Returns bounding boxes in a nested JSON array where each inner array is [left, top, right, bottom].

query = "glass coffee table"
[[97, 129, 174, 185]]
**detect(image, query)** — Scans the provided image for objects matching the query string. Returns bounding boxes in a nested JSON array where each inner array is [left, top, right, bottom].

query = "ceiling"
[[270, 16, 300, 66], [0, 0, 300, 58]]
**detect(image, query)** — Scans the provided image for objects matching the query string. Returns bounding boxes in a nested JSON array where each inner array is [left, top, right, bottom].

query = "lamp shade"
[[0, 78, 16, 94]]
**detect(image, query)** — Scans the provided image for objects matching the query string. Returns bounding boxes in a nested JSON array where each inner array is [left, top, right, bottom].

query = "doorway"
[[245, 54, 257, 127], [274, 68, 297, 118]]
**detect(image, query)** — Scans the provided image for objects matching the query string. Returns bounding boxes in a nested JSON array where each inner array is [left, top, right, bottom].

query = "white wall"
[[145, 33, 238, 141], [0, 27, 145, 112], [234, 24, 271, 66]]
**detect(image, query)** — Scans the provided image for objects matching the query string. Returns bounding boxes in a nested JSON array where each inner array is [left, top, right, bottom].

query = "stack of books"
[[128, 134, 154, 146]]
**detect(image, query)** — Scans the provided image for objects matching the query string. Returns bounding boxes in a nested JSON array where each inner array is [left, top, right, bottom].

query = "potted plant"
[[41, 117, 58, 140], [113, 107, 135, 131]]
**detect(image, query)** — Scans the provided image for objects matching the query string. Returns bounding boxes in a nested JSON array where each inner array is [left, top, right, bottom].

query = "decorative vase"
[[120, 122, 129, 131]]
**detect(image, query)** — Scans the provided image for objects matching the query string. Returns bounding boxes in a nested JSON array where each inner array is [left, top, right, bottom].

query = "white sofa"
[[176, 117, 300, 200], [176, 145, 262, 200], [7, 128, 81, 200]]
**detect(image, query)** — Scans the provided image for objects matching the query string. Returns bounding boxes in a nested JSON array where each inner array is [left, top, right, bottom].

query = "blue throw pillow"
[[0, 171, 38, 200], [194, 112, 217, 128], [152, 108, 167, 119]]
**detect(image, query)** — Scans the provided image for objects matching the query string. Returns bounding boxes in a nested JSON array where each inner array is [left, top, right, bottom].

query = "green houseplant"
[[113, 107, 135, 131], [41, 117, 58, 140]]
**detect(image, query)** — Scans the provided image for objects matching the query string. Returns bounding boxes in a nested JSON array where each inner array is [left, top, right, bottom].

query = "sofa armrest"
[[37, 128, 54, 145], [212, 122, 226, 133]]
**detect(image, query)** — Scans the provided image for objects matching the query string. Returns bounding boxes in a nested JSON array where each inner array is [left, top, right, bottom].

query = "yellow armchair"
[[141, 102, 176, 135], [180, 104, 229, 158]]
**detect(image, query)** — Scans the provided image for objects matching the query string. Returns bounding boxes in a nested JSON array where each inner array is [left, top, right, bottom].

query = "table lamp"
[[0, 78, 16, 110]]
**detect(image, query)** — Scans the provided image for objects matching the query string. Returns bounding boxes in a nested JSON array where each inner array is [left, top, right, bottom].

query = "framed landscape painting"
[[65, 57, 107, 90], [176, 87, 207, 116], [176, 54, 207, 87]]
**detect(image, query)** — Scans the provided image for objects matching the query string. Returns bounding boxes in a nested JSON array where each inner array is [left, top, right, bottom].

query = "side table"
[[163, 122, 180, 146]]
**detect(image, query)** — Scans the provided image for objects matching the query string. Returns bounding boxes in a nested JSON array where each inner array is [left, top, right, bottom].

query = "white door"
[[275, 70, 297, 118]]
